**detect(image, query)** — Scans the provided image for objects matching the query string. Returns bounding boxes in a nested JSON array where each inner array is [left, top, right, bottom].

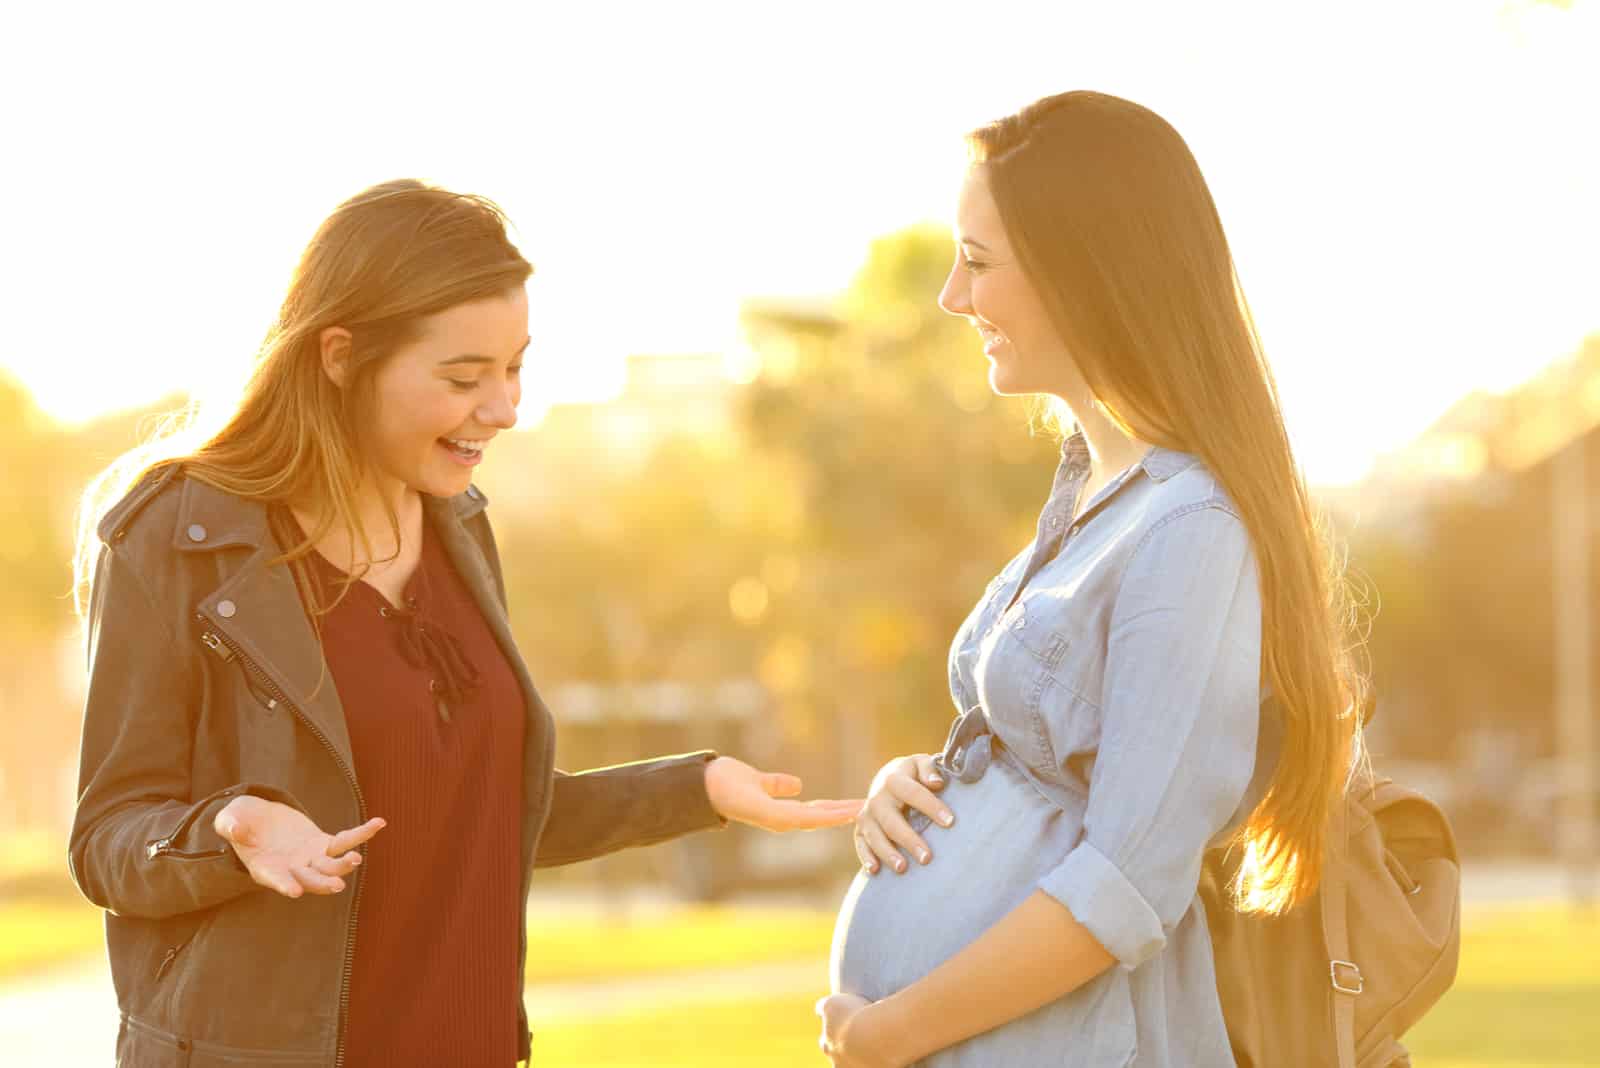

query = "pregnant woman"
[[821, 91, 1369, 1066]]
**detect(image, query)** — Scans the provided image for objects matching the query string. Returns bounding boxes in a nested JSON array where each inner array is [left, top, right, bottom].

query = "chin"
[[987, 363, 1030, 397], [415, 465, 475, 500]]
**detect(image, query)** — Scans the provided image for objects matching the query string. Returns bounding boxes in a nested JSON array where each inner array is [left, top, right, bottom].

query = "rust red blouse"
[[300, 508, 526, 1067]]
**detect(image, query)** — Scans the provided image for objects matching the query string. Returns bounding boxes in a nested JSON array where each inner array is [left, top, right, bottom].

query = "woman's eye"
[[448, 379, 477, 391], [508, 364, 523, 377], [962, 257, 988, 273]]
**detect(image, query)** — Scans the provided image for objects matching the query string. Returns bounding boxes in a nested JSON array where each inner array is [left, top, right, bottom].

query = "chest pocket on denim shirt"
[[972, 598, 1070, 771], [951, 569, 1017, 710]]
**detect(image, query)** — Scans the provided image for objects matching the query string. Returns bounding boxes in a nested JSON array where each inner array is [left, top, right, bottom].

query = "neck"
[[291, 473, 421, 566], [1073, 404, 1153, 486]]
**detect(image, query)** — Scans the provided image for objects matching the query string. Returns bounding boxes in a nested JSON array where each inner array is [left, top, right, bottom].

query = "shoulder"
[[1140, 450, 1239, 519], [96, 463, 188, 556], [93, 466, 278, 609], [1125, 456, 1251, 566]]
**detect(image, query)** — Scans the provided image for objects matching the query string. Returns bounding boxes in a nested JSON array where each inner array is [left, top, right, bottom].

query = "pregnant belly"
[[829, 751, 1084, 1001]]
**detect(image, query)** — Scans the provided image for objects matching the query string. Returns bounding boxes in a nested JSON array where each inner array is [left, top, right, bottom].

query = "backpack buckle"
[[1330, 959, 1364, 995]]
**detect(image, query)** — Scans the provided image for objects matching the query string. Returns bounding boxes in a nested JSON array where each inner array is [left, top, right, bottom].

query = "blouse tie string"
[[382, 598, 481, 723]]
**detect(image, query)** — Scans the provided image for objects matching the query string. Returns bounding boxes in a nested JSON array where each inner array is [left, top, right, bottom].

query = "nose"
[[937, 254, 971, 318], [477, 377, 519, 431]]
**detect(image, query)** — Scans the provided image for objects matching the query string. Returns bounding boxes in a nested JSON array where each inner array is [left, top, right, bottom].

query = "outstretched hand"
[[214, 795, 386, 899], [704, 756, 863, 832]]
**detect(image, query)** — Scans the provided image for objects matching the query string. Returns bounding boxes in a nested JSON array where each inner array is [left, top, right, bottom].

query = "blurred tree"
[[486, 225, 1062, 788], [0, 377, 185, 826], [734, 225, 1060, 764]]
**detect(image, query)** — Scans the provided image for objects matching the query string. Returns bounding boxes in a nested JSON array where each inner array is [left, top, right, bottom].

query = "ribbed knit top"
[[300, 508, 526, 1067]]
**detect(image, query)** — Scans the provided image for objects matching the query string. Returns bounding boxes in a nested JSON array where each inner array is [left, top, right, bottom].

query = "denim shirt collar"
[[1059, 429, 1198, 486]]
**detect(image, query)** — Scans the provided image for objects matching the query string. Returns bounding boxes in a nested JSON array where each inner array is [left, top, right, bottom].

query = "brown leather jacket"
[[69, 466, 724, 1066]]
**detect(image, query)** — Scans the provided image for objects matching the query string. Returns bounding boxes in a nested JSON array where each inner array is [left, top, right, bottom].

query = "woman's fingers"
[[764, 798, 862, 830], [290, 862, 346, 895], [913, 754, 945, 791], [309, 851, 362, 879], [887, 773, 954, 830], [325, 817, 386, 856], [855, 817, 908, 874], [250, 863, 304, 899], [868, 797, 932, 866], [851, 826, 880, 875]]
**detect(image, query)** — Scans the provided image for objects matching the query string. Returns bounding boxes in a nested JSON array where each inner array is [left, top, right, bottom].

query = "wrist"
[[701, 754, 731, 826], [842, 998, 904, 1068]]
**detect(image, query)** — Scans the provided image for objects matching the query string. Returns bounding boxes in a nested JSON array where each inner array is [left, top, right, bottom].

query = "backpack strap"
[[1321, 796, 1360, 1068]]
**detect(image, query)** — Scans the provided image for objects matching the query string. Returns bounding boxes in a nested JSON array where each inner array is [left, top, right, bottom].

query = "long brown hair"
[[74, 179, 532, 623], [968, 91, 1371, 914]]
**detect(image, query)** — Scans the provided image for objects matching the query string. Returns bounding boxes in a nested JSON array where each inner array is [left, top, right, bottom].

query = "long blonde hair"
[[968, 91, 1370, 915], [74, 179, 532, 622]]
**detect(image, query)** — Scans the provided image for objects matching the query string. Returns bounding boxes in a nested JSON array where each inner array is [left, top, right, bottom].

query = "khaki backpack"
[[1200, 775, 1462, 1067]]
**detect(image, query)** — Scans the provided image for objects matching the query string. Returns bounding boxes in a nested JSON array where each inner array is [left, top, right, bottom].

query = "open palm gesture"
[[214, 795, 386, 899], [704, 756, 863, 831]]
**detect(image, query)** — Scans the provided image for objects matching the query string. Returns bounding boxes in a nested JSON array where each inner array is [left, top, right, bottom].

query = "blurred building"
[[541, 678, 847, 900], [1348, 335, 1600, 539], [1348, 333, 1600, 867], [538, 351, 739, 456], [487, 351, 742, 518]]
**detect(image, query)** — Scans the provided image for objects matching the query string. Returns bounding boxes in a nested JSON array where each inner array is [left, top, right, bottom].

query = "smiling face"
[[354, 286, 529, 501], [938, 167, 1083, 401]]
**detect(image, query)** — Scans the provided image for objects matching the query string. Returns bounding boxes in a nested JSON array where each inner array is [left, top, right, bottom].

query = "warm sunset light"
[[4, 1, 1594, 488], [3, 4, 1597, 1066]]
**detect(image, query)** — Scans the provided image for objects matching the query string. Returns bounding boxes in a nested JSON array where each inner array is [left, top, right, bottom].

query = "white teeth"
[[444, 438, 485, 453]]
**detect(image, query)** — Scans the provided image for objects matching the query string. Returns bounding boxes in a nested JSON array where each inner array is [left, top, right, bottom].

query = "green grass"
[[523, 903, 1600, 1068], [522, 904, 836, 985], [1403, 904, 1600, 1067], [0, 892, 838, 986], [0, 899, 106, 981], [525, 995, 817, 1068], [8, 878, 1595, 1068]]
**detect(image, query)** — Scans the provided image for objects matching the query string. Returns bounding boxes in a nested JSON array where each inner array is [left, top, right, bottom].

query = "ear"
[[318, 326, 354, 388]]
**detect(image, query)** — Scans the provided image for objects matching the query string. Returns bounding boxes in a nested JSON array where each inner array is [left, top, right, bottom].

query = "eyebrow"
[[437, 338, 531, 367], [959, 236, 992, 252]]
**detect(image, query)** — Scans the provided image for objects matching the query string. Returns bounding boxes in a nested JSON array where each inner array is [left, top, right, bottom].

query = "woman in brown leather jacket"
[[69, 180, 860, 1067]]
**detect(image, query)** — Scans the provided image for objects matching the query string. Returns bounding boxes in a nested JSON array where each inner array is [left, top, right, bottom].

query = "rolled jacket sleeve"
[[1037, 503, 1262, 970]]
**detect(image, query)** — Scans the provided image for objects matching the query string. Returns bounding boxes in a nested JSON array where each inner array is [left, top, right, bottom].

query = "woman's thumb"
[[216, 814, 252, 847], [762, 772, 804, 798]]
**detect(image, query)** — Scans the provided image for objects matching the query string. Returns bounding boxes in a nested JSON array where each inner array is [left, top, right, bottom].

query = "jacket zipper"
[[199, 621, 367, 1068]]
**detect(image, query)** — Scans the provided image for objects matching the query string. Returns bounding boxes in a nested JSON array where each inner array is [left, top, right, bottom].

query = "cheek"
[[375, 385, 457, 449], [970, 277, 1010, 327]]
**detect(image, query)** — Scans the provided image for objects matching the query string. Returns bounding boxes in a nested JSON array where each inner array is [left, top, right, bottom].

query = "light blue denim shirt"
[[831, 430, 1278, 1066]]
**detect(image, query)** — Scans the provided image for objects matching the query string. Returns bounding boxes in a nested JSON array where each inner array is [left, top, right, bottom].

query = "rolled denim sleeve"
[[1038, 503, 1262, 970]]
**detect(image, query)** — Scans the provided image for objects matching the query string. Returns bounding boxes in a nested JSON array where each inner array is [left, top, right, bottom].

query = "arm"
[[536, 753, 865, 867], [68, 545, 272, 918], [835, 505, 1264, 1065], [534, 752, 726, 867]]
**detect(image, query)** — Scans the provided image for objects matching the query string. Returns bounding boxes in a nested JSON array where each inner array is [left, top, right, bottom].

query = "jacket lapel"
[[178, 478, 357, 771]]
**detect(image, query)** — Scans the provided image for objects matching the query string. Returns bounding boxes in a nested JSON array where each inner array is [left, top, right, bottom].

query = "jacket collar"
[[168, 477, 489, 554], [166, 474, 493, 773]]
